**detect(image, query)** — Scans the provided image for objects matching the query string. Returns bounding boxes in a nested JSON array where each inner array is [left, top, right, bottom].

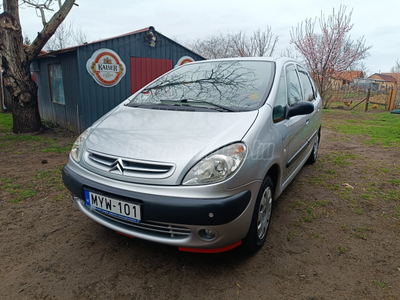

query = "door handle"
[[306, 119, 310, 125]]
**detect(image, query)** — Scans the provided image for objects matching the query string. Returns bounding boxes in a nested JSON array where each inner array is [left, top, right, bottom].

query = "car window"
[[285, 64, 302, 106], [273, 70, 287, 123], [297, 66, 315, 101], [127, 60, 275, 112]]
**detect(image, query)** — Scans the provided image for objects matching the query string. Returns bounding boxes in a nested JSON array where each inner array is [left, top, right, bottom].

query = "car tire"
[[242, 175, 274, 252], [306, 133, 319, 165]]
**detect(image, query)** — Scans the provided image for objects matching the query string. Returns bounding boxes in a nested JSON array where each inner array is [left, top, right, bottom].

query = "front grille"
[[96, 210, 191, 239], [84, 151, 175, 179]]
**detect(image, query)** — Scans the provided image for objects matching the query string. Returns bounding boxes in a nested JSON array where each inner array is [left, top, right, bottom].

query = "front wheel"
[[242, 175, 274, 252]]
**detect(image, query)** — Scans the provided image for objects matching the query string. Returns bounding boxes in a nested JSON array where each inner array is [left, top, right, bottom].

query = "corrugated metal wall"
[[130, 57, 172, 94], [35, 28, 204, 133], [35, 51, 81, 133], [76, 29, 204, 130]]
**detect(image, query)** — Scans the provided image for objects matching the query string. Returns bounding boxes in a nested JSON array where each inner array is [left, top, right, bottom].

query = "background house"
[[330, 71, 364, 89], [369, 73, 397, 89], [33, 26, 204, 133], [382, 73, 400, 84]]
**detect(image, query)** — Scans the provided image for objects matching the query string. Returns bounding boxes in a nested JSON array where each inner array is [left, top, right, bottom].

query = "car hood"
[[83, 105, 258, 185]]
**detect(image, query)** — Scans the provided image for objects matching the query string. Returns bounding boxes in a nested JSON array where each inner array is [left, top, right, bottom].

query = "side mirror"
[[286, 101, 314, 119]]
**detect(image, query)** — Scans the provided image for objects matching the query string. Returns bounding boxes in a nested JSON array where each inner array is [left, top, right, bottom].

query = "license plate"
[[84, 191, 141, 223]]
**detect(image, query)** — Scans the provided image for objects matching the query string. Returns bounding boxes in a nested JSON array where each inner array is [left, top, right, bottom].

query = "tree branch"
[[21, 0, 55, 25], [25, 0, 76, 62]]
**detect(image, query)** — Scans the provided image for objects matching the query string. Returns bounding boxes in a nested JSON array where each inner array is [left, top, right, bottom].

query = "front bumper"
[[62, 164, 261, 249]]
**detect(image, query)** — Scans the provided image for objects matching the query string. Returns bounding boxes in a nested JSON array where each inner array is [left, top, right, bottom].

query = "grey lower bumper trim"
[[62, 165, 251, 226]]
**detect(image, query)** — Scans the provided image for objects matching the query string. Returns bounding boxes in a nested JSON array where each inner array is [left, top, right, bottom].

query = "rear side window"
[[297, 66, 315, 101], [285, 64, 302, 106]]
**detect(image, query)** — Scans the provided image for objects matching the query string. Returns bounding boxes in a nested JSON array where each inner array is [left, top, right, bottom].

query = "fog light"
[[198, 228, 217, 241]]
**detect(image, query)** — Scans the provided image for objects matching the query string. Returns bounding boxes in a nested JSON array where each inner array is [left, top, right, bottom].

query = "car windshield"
[[127, 60, 275, 111]]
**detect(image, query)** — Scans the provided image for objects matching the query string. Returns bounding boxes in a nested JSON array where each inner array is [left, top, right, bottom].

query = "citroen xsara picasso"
[[62, 57, 322, 253]]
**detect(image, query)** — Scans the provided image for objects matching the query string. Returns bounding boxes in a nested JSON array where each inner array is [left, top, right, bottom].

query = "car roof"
[[186, 57, 301, 70], [190, 56, 294, 63]]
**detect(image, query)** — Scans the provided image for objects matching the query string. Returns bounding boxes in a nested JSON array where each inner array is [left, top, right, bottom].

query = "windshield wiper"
[[159, 99, 237, 112]]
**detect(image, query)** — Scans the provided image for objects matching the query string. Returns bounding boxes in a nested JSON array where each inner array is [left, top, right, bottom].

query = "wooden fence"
[[328, 84, 399, 111]]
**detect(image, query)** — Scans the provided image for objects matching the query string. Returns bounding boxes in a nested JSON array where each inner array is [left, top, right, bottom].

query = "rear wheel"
[[242, 175, 274, 252], [306, 134, 319, 165]]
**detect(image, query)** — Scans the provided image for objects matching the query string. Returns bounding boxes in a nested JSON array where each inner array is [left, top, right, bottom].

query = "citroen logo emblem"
[[109, 158, 124, 174]]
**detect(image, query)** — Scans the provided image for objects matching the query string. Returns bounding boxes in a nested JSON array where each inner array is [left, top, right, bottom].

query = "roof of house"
[[382, 73, 400, 83], [339, 71, 364, 82], [369, 73, 397, 83], [330, 71, 364, 83]]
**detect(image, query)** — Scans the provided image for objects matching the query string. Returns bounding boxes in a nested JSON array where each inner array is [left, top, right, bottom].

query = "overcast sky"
[[17, 0, 400, 75]]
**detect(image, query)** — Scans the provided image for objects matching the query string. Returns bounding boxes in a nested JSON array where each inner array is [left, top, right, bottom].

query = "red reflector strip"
[[116, 231, 134, 239], [179, 240, 242, 253]]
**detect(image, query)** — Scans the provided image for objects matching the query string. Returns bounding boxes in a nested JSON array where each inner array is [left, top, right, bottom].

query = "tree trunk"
[[0, 1, 42, 133], [0, 0, 76, 133], [10, 74, 42, 133]]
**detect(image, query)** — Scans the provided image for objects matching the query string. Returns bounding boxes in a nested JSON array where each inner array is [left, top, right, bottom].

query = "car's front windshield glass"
[[127, 60, 275, 111]]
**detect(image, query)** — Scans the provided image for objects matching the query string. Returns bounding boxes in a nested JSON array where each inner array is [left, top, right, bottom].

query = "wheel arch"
[[266, 163, 280, 198]]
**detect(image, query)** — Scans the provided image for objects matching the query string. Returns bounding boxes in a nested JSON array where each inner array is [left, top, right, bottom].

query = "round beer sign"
[[86, 49, 126, 87], [174, 56, 195, 68]]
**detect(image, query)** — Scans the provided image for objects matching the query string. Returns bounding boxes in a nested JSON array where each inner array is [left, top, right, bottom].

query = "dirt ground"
[[1, 111, 399, 300]]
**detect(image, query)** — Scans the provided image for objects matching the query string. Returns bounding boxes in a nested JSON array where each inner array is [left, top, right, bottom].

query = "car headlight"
[[70, 127, 91, 163], [182, 143, 247, 185]]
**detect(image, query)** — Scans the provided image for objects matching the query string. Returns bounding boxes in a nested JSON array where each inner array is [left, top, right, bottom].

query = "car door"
[[296, 65, 321, 143], [271, 66, 290, 183], [284, 64, 309, 176]]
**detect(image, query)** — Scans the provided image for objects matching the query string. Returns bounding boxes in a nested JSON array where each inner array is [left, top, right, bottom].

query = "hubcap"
[[257, 186, 272, 240]]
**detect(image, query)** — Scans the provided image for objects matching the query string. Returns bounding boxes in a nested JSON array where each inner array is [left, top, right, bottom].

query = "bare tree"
[[71, 24, 87, 45], [390, 59, 400, 73], [230, 31, 248, 57], [188, 33, 236, 59], [188, 27, 278, 59], [0, 0, 76, 133], [45, 21, 73, 50], [24, 34, 31, 45], [279, 45, 301, 60], [46, 21, 88, 50], [349, 61, 370, 77], [249, 27, 278, 57], [290, 5, 371, 108]]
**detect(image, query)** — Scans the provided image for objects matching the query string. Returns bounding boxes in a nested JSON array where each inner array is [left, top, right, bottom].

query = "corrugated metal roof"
[[37, 26, 205, 61], [37, 27, 152, 58], [23, 44, 47, 55]]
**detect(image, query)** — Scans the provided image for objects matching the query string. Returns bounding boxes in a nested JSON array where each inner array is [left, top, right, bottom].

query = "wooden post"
[[364, 88, 370, 112], [388, 86, 399, 111], [0, 70, 4, 113], [387, 88, 394, 111]]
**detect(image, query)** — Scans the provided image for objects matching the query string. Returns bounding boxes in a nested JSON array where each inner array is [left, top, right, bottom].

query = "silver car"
[[62, 57, 322, 253]]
